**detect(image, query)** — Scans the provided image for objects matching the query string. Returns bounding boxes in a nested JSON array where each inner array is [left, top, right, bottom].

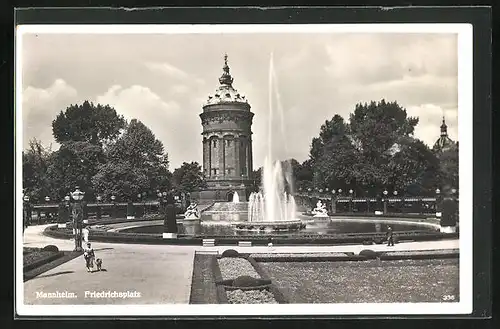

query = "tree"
[[295, 159, 313, 190], [306, 99, 440, 195], [309, 114, 349, 163], [387, 138, 441, 196], [347, 100, 422, 193], [437, 144, 459, 190], [311, 116, 361, 192], [22, 138, 53, 201], [91, 162, 150, 201], [52, 101, 126, 146], [172, 162, 206, 192], [93, 119, 172, 198], [46, 141, 105, 200]]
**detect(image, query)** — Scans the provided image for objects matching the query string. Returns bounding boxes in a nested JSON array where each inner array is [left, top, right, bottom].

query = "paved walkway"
[[23, 225, 195, 305], [21, 224, 459, 305]]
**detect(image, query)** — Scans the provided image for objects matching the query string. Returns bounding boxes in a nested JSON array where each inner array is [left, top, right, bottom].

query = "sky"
[[20, 31, 459, 170]]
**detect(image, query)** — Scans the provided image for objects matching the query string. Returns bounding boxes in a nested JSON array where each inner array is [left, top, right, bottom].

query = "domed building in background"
[[198, 54, 255, 202], [432, 117, 458, 154]]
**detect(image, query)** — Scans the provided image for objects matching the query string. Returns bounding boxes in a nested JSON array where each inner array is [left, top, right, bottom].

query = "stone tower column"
[[199, 54, 255, 201], [234, 136, 240, 177]]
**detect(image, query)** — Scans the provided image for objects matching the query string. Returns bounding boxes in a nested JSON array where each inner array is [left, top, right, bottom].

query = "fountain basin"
[[232, 219, 306, 232]]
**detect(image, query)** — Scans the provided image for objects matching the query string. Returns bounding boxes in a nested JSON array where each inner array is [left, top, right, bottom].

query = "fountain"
[[311, 200, 329, 218], [183, 201, 200, 221], [232, 191, 240, 203], [232, 52, 305, 232]]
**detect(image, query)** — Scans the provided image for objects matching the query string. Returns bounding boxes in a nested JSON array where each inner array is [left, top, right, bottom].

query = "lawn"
[[189, 254, 219, 304], [23, 247, 59, 268], [259, 258, 459, 303]]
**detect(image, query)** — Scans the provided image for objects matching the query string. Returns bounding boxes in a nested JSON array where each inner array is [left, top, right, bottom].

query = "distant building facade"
[[198, 54, 254, 202]]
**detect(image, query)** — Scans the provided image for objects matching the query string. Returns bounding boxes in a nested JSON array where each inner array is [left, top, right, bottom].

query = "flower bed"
[[218, 257, 260, 280], [212, 250, 288, 304], [226, 289, 278, 304]]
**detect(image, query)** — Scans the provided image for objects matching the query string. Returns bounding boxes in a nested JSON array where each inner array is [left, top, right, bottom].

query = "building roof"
[[203, 54, 250, 107], [432, 117, 457, 153]]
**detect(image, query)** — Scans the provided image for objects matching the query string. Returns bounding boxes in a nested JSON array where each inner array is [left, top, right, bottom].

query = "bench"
[[202, 238, 215, 247]]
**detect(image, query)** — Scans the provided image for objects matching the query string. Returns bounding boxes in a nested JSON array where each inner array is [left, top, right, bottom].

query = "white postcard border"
[[15, 23, 473, 316]]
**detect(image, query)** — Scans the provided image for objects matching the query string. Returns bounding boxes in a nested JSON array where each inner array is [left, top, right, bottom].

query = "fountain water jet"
[[237, 52, 303, 231], [232, 191, 240, 203]]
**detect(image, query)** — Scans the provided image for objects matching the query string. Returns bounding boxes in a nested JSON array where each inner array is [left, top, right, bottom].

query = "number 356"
[[442, 295, 456, 301]]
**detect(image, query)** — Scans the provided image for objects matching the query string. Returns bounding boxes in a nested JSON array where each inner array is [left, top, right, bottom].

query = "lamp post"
[[331, 189, 337, 214], [435, 188, 442, 218], [96, 195, 102, 220], [23, 195, 31, 232], [44, 196, 51, 223], [383, 189, 388, 214], [57, 195, 70, 228], [71, 186, 85, 252], [348, 189, 354, 213], [111, 195, 117, 219], [393, 190, 399, 213]]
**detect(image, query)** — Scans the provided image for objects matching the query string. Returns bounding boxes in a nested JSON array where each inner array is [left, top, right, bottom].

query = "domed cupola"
[[433, 116, 457, 153], [204, 54, 250, 107]]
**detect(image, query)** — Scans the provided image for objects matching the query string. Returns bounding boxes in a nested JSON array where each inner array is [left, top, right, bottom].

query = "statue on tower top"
[[219, 53, 234, 86]]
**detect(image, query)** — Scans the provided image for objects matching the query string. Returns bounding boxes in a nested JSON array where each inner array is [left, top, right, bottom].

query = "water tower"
[[199, 54, 254, 202]]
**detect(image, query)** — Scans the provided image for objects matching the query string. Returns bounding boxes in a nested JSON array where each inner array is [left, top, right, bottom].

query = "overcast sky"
[[20, 32, 458, 169]]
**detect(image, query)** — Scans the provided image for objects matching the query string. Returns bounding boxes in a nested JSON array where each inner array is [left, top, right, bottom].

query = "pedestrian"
[[83, 242, 95, 272], [82, 225, 89, 243], [386, 226, 394, 247]]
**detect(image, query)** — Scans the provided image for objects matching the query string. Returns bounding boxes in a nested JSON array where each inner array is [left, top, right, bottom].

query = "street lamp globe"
[[338, 189, 342, 194], [393, 190, 398, 196], [383, 190, 388, 196], [451, 188, 457, 194], [157, 192, 162, 198], [111, 195, 116, 201], [23, 195, 30, 202], [162, 191, 168, 197], [349, 189, 354, 195], [319, 189, 323, 193], [45, 196, 50, 202], [435, 188, 441, 194], [331, 189, 336, 194], [137, 193, 142, 199], [307, 188, 312, 192]]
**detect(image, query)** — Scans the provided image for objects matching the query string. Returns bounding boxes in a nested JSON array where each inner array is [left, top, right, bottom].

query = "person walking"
[[82, 225, 89, 244], [83, 242, 95, 272], [386, 226, 395, 247]]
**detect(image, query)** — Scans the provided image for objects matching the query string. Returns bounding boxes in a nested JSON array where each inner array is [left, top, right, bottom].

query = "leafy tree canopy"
[[22, 138, 53, 201], [52, 100, 126, 146], [45, 141, 105, 200], [172, 162, 206, 193]]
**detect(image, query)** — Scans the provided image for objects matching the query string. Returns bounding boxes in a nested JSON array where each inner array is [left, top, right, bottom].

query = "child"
[[83, 242, 95, 272]]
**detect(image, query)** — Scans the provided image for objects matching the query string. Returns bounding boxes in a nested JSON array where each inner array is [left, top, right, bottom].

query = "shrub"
[[232, 275, 270, 288], [221, 249, 240, 258], [42, 245, 59, 252], [359, 249, 381, 259]]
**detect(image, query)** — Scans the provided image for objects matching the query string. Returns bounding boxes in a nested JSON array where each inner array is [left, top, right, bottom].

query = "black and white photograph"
[[15, 19, 475, 317]]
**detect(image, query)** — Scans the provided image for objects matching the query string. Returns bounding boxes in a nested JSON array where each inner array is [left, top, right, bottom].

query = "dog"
[[95, 258, 102, 271]]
